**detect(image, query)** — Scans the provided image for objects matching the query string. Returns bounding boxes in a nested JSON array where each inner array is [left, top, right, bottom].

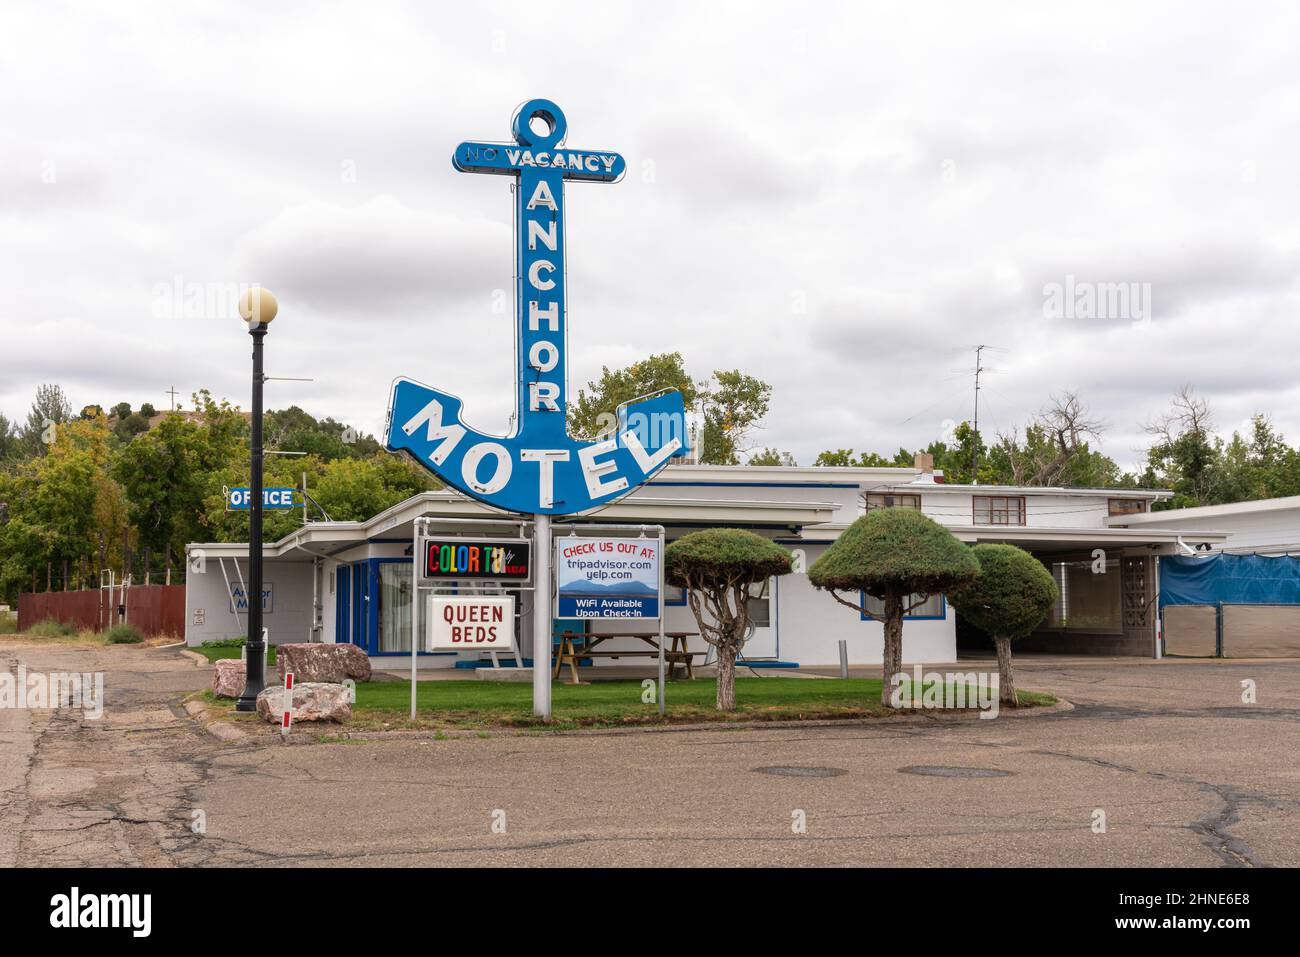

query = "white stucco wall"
[[184, 558, 316, 647], [1121, 504, 1300, 556]]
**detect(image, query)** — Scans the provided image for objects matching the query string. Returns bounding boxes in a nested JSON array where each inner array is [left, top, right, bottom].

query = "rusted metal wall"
[[17, 585, 186, 638]]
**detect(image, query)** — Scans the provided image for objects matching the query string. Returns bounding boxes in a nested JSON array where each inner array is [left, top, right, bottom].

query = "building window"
[[665, 583, 687, 606], [1046, 559, 1122, 634], [860, 592, 946, 621], [973, 495, 1025, 526], [378, 563, 412, 653], [864, 493, 921, 511], [746, 579, 772, 628], [1108, 498, 1147, 516]]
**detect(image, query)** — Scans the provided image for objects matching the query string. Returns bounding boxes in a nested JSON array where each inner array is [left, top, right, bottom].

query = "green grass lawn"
[[338, 677, 1055, 731]]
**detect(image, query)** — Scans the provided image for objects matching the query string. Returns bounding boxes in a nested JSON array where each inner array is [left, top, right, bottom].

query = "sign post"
[[410, 517, 534, 721], [534, 514, 552, 717], [386, 101, 690, 721]]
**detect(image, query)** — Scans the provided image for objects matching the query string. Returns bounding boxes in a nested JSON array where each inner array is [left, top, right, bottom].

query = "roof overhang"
[[948, 525, 1228, 551], [186, 490, 841, 561]]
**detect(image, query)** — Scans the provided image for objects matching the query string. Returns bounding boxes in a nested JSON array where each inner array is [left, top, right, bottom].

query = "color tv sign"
[[555, 537, 660, 619], [422, 539, 531, 582], [385, 100, 688, 516]]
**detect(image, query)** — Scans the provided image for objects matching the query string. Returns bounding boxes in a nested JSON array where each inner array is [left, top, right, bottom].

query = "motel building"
[[183, 458, 1235, 669]]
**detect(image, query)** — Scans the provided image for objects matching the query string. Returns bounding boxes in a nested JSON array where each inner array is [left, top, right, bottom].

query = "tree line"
[[3, 364, 1293, 604], [0, 385, 435, 602]]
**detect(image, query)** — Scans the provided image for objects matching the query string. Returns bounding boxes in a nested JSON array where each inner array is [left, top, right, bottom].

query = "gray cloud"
[[3, 1, 1300, 477]]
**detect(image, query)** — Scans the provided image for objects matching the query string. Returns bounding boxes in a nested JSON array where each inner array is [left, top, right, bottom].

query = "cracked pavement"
[[2, 639, 1297, 867]]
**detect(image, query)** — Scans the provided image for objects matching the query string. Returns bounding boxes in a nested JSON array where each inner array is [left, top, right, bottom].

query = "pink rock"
[[277, 643, 372, 683], [212, 658, 246, 699], [255, 681, 352, 724]]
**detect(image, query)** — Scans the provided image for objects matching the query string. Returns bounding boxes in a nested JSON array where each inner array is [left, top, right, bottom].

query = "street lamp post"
[[235, 287, 279, 713]]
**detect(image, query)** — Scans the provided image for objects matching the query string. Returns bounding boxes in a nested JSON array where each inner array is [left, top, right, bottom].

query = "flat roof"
[[187, 490, 843, 560], [1114, 495, 1300, 524]]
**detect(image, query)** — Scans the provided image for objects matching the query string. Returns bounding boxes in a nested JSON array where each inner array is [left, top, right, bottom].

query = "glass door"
[[743, 577, 776, 659]]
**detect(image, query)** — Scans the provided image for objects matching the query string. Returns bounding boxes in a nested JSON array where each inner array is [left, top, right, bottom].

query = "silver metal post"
[[657, 528, 665, 716], [410, 518, 421, 721], [838, 639, 849, 679], [533, 513, 552, 720]]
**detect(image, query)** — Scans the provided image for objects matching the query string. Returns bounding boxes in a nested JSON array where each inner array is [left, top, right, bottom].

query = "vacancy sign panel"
[[427, 595, 515, 651]]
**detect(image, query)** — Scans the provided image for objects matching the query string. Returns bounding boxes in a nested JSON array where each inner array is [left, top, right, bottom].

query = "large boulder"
[[276, 643, 371, 683], [255, 681, 352, 724], [212, 658, 246, 698]]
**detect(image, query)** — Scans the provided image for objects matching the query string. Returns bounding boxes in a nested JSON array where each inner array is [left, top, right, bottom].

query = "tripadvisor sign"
[[385, 99, 689, 516]]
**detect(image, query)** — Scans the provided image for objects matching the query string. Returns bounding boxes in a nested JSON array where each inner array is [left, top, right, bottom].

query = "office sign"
[[555, 537, 660, 619], [427, 595, 515, 651], [386, 99, 689, 516], [228, 487, 296, 510], [422, 539, 531, 582], [229, 582, 273, 614]]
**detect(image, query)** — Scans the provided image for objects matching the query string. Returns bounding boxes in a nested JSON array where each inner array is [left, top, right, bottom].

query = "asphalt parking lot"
[[2, 639, 1297, 867]]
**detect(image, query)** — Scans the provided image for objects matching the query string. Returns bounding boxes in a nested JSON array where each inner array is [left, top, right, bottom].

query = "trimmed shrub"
[[666, 528, 793, 711], [949, 544, 1058, 705], [809, 509, 980, 706]]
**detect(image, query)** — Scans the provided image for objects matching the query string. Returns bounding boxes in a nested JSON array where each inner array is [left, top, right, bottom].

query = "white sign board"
[[427, 595, 516, 651], [555, 537, 661, 619]]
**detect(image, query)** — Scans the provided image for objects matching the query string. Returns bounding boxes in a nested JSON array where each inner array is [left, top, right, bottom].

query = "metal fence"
[[17, 584, 187, 638], [1163, 603, 1300, 657]]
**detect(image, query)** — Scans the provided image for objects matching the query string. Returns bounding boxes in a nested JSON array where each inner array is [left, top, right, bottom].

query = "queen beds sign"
[[384, 99, 689, 515], [426, 595, 516, 651]]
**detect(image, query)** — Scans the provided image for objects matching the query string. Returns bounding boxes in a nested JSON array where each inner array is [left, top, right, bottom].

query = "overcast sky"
[[3, 1, 1298, 472]]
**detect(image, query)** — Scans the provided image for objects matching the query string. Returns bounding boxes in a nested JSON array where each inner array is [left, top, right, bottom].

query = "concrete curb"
[[183, 698, 257, 742], [179, 649, 209, 667], [187, 694, 1075, 745]]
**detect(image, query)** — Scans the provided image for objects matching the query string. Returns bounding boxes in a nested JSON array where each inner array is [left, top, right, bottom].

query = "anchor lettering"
[[386, 99, 689, 515]]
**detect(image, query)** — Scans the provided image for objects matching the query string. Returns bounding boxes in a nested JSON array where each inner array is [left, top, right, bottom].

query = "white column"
[[533, 514, 552, 719]]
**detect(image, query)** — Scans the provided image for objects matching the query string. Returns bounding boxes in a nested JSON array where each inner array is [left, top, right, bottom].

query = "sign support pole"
[[658, 528, 666, 717], [410, 518, 421, 722], [533, 513, 552, 720]]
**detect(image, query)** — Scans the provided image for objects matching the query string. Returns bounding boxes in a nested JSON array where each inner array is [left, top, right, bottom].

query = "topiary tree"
[[665, 528, 793, 711], [809, 509, 980, 706], [948, 544, 1057, 706]]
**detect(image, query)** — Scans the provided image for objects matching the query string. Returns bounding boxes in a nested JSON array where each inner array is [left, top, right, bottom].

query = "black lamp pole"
[[236, 308, 271, 711]]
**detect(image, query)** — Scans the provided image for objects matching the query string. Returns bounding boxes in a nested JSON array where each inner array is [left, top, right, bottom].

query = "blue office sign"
[[386, 99, 689, 516], [227, 487, 296, 511]]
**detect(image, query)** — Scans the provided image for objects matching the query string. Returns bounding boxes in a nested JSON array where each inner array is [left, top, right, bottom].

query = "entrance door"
[[351, 561, 371, 654], [743, 577, 777, 660]]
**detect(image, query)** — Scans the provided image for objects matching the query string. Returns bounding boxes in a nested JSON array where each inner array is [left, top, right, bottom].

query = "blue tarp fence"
[[1160, 553, 1300, 607]]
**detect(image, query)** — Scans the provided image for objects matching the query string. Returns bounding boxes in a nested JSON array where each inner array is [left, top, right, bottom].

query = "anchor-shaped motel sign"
[[385, 99, 689, 515]]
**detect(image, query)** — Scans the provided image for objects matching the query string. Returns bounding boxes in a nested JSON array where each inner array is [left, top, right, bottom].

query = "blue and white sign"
[[385, 99, 689, 516], [227, 487, 296, 510], [229, 582, 273, 614], [555, 537, 660, 619]]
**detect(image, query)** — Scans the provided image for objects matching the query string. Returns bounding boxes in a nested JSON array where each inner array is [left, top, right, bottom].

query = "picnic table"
[[553, 630, 705, 684]]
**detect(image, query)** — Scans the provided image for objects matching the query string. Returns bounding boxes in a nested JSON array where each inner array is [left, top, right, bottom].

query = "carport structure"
[[946, 525, 1228, 656]]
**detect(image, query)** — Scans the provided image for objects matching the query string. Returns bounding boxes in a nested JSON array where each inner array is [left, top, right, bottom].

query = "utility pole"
[[166, 386, 180, 411], [971, 344, 986, 484]]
